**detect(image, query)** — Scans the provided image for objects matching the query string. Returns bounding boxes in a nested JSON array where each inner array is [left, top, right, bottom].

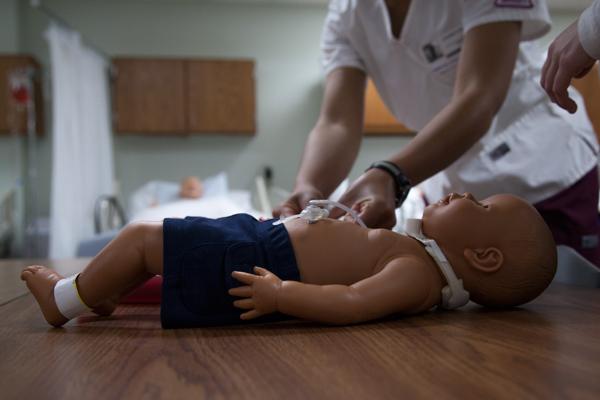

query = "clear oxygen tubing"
[[273, 199, 367, 228]]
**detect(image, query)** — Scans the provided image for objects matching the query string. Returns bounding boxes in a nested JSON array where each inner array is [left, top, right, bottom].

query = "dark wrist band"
[[365, 161, 412, 208]]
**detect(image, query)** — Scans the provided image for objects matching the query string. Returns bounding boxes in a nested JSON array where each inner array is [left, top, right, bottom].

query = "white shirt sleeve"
[[461, 0, 551, 41], [320, 0, 365, 76], [578, 0, 600, 60]]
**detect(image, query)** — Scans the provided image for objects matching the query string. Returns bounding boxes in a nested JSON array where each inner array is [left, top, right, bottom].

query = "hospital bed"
[[77, 172, 273, 257]]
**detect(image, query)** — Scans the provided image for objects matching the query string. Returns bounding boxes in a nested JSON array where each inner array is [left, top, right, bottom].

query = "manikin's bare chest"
[[284, 218, 412, 285]]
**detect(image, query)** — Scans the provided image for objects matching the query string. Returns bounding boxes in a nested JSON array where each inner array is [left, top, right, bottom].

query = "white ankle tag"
[[53, 274, 90, 320]]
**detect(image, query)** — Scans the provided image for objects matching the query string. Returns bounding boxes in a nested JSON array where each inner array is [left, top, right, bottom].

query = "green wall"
[[0, 0, 18, 51], [17, 0, 407, 215]]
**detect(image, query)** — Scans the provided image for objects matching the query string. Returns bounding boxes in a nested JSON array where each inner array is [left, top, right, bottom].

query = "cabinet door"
[[113, 58, 186, 134], [364, 80, 413, 136], [187, 60, 255, 134], [0, 55, 43, 135]]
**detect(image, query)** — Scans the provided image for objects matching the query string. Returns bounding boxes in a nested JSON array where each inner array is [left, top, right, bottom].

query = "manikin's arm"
[[230, 259, 432, 325], [273, 68, 366, 217]]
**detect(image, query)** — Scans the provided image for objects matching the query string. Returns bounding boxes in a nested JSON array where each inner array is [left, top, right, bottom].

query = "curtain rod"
[[30, 0, 112, 62]]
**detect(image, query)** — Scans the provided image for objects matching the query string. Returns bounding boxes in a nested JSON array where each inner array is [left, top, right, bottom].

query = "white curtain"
[[46, 23, 114, 259]]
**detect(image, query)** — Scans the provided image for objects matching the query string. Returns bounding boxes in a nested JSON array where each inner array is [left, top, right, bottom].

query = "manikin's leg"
[[21, 221, 164, 327]]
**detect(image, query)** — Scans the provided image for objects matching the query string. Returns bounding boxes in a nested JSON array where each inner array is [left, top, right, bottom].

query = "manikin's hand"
[[272, 186, 324, 219], [229, 266, 282, 320], [329, 168, 397, 229], [541, 19, 596, 113]]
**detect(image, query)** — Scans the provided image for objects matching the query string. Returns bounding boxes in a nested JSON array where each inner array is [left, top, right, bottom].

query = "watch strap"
[[366, 161, 412, 207]]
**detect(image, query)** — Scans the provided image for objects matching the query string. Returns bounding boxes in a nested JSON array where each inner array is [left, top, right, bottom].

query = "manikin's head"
[[179, 176, 204, 199], [422, 193, 557, 307]]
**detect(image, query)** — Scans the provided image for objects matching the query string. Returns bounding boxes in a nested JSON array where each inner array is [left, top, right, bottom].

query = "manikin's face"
[[421, 193, 531, 249], [180, 177, 203, 199]]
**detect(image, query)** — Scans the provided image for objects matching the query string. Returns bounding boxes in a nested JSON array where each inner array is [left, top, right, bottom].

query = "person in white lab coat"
[[541, 0, 600, 113], [274, 0, 600, 265]]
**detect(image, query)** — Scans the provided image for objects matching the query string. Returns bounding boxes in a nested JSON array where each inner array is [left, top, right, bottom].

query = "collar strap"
[[405, 218, 470, 309]]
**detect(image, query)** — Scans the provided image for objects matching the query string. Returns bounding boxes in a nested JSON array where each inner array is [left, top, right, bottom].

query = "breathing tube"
[[273, 199, 367, 228]]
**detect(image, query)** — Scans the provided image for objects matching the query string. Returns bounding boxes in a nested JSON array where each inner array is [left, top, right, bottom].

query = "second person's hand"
[[541, 19, 595, 113], [330, 168, 397, 229]]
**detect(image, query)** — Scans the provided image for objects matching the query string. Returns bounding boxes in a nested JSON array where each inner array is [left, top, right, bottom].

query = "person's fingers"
[[228, 286, 253, 297], [540, 48, 553, 88], [273, 202, 298, 219], [233, 298, 255, 310], [543, 57, 560, 103], [231, 271, 256, 285], [240, 310, 261, 320], [273, 189, 322, 218], [358, 202, 396, 229], [253, 266, 270, 276], [328, 201, 351, 220], [553, 66, 578, 113]]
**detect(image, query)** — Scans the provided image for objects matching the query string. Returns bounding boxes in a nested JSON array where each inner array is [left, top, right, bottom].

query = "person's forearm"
[[390, 90, 496, 185], [276, 280, 363, 325], [294, 121, 362, 197]]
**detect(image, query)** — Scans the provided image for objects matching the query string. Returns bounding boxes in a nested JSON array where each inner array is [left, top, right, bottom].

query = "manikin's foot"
[[20, 265, 117, 327]]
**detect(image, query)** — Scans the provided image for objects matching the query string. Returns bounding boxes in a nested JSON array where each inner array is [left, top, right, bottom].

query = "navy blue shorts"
[[161, 214, 300, 328]]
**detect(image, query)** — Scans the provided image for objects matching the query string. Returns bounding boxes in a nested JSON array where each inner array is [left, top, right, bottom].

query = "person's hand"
[[329, 168, 397, 229], [272, 186, 324, 218], [229, 267, 282, 320], [541, 19, 595, 113]]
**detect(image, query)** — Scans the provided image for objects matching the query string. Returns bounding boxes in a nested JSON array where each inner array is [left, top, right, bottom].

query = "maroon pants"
[[534, 167, 600, 267]]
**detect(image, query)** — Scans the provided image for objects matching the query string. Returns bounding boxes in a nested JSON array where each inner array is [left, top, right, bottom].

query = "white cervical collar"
[[274, 200, 367, 228], [404, 218, 470, 309]]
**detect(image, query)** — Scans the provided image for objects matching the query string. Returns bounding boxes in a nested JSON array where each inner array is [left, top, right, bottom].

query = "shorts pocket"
[[178, 243, 228, 315], [177, 241, 260, 316], [223, 242, 260, 290]]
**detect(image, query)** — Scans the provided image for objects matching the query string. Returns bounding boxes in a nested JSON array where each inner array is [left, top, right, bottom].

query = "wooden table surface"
[[0, 259, 599, 400]]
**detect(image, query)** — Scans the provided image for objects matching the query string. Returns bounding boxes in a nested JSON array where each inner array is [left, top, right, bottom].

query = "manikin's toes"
[[20, 265, 116, 327]]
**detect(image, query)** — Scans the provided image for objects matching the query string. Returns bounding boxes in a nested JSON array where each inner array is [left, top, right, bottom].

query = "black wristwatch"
[[365, 161, 412, 208]]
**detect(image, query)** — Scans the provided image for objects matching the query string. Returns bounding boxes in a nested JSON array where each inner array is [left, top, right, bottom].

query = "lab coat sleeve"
[[578, 0, 600, 60], [461, 0, 551, 41], [320, 0, 366, 76]]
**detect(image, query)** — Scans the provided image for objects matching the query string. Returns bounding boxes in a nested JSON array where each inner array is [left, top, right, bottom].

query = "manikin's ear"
[[463, 247, 504, 273]]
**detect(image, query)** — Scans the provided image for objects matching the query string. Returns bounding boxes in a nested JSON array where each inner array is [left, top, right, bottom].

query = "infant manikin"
[[21, 192, 557, 328]]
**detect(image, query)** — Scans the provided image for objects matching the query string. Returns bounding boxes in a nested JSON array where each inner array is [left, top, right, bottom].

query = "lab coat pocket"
[[546, 95, 599, 157], [425, 26, 462, 87]]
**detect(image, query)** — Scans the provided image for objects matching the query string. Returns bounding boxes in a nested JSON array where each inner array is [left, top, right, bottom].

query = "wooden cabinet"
[[187, 60, 255, 133], [0, 55, 44, 135], [364, 80, 413, 136], [112, 58, 255, 135], [112, 58, 187, 134]]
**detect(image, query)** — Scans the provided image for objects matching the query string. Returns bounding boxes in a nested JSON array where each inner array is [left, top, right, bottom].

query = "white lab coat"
[[579, 0, 600, 59], [321, 0, 599, 204]]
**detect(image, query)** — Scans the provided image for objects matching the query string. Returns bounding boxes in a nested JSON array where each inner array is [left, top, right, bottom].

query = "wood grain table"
[[0, 258, 599, 399]]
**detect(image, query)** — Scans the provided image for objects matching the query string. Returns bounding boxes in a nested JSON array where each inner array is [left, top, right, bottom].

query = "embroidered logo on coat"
[[489, 142, 511, 161], [494, 0, 534, 8]]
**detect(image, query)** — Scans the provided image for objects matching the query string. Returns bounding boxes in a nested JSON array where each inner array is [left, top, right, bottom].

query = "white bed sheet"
[[130, 190, 267, 222]]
